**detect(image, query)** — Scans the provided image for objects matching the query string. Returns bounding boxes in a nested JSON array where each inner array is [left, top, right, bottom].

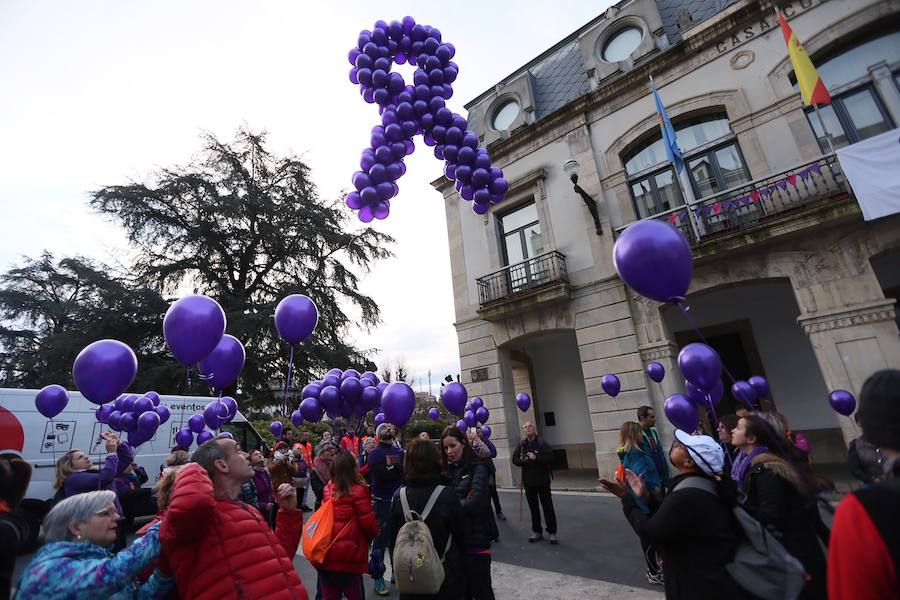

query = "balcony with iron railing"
[[613, 154, 857, 256], [475, 250, 570, 320]]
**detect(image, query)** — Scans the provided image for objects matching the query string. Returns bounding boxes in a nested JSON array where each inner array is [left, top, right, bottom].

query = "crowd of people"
[[1, 368, 898, 599]]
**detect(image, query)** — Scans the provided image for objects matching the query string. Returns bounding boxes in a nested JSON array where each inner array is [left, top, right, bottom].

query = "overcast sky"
[[0, 0, 613, 394]]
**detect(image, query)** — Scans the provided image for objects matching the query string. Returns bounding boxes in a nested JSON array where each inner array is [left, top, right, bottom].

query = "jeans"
[[371, 497, 393, 562], [524, 484, 557, 534]]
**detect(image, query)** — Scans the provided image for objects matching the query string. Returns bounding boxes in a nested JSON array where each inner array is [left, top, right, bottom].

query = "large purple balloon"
[[197, 430, 215, 445], [198, 334, 246, 390], [601, 374, 621, 398], [163, 295, 226, 365], [35, 384, 69, 418], [175, 427, 193, 448], [731, 381, 757, 409], [138, 410, 161, 435], [678, 343, 722, 392], [685, 379, 723, 409], [428, 407, 440, 421], [828, 389, 856, 416], [290, 409, 304, 427], [203, 401, 227, 430], [72, 340, 138, 405], [382, 382, 416, 427], [188, 414, 206, 434], [441, 382, 467, 416], [270, 421, 284, 438], [475, 406, 489, 424], [646, 361, 665, 383], [664, 393, 699, 432], [153, 405, 171, 424], [748, 375, 770, 398], [95, 403, 114, 424], [299, 397, 323, 422], [613, 220, 693, 303], [516, 392, 531, 412], [274, 294, 319, 344]]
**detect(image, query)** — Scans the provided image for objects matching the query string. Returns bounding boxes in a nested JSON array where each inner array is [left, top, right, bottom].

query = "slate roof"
[[657, 0, 742, 41]]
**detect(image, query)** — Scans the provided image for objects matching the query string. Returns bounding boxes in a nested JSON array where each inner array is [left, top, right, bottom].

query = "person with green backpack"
[[389, 439, 467, 600]]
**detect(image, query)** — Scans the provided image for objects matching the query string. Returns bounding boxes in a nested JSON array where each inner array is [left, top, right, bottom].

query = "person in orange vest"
[[341, 429, 361, 457], [294, 431, 314, 512]]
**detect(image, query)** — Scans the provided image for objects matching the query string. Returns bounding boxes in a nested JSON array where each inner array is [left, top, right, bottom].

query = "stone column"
[[638, 340, 680, 446], [870, 63, 900, 126], [798, 298, 900, 445]]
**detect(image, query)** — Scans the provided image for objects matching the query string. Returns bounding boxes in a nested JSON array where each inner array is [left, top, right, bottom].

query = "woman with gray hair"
[[15, 490, 172, 599]]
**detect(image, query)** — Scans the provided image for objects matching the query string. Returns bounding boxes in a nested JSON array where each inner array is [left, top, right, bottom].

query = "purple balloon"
[[145, 391, 161, 406], [471, 397, 483, 410], [601, 374, 621, 398], [128, 429, 149, 448], [664, 393, 699, 432], [463, 410, 477, 428], [678, 343, 722, 392], [163, 295, 226, 365], [342, 369, 361, 380], [749, 375, 770, 398], [731, 381, 757, 409], [299, 397, 323, 422], [35, 384, 69, 418], [475, 406, 489, 424], [270, 421, 284, 438], [198, 334, 246, 390], [122, 394, 138, 413], [219, 396, 238, 421], [301, 383, 322, 400], [428, 407, 440, 421], [516, 392, 531, 412], [95, 403, 114, 424], [646, 361, 665, 383], [203, 401, 226, 430], [382, 382, 416, 427], [274, 294, 319, 344], [133, 396, 154, 415], [685, 379, 723, 409], [72, 339, 138, 405], [138, 410, 161, 435], [290, 409, 304, 426], [340, 377, 364, 402], [217, 431, 234, 440], [613, 220, 693, 303], [153, 405, 171, 424], [481, 425, 492, 439], [175, 427, 193, 448], [464, 401, 474, 414], [188, 414, 206, 434], [114, 394, 127, 411], [828, 389, 856, 416], [107, 410, 123, 431], [441, 382, 467, 416], [197, 430, 215, 445], [120, 411, 138, 433], [456, 419, 468, 431], [319, 385, 341, 413], [361, 386, 381, 411], [374, 412, 386, 426]]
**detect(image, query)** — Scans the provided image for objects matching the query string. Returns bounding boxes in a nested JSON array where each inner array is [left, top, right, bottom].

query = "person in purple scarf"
[[249, 449, 276, 527]]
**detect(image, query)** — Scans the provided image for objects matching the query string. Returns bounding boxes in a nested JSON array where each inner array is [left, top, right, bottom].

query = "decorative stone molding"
[[639, 341, 678, 361], [798, 299, 898, 334]]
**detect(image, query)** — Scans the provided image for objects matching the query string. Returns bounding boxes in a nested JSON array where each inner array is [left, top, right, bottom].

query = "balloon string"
[[676, 302, 738, 385], [705, 394, 732, 469], [283, 346, 295, 415]]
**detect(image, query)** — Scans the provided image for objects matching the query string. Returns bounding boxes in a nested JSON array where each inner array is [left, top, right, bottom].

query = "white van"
[[0, 388, 265, 500]]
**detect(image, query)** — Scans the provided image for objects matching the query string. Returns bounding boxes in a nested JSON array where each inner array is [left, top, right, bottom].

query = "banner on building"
[[836, 128, 900, 221]]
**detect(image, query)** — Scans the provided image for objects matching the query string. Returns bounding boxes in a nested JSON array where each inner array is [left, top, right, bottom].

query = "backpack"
[[393, 485, 451, 595], [301, 499, 352, 567], [674, 476, 806, 600]]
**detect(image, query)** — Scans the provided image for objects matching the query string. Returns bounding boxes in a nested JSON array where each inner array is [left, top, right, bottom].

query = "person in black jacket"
[[511, 421, 557, 543], [1, 454, 42, 600], [390, 439, 467, 600], [441, 426, 495, 600], [600, 431, 747, 600]]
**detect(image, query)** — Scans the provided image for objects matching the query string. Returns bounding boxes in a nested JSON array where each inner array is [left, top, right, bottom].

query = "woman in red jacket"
[[318, 451, 379, 600]]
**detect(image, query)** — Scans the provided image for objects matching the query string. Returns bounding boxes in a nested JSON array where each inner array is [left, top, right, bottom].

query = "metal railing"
[[476, 250, 569, 307], [614, 154, 850, 245]]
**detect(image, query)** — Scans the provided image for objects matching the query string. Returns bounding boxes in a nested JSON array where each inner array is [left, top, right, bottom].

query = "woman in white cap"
[[600, 431, 746, 600]]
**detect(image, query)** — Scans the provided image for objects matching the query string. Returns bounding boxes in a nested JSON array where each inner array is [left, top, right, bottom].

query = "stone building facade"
[[433, 0, 900, 486]]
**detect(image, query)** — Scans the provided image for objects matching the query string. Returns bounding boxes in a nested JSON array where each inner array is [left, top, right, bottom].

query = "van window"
[[221, 422, 264, 451]]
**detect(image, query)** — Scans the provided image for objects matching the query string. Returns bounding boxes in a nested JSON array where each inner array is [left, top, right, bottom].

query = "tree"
[[0, 253, 181, 391], [89, 128, 393, 407]]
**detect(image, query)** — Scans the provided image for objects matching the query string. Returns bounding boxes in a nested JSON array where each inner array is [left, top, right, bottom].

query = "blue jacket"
[[618, 447, 663, 513], [16, 523, 172, 599], [366, 443, 405, 501], [641, 427, 669, 483]]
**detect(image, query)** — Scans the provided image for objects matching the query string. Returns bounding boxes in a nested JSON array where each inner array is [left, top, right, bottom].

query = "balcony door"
[[499, 201, 546, 293]]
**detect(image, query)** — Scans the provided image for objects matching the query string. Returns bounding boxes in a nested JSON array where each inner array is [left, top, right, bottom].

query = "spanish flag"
[[777, 8, 831, 106]]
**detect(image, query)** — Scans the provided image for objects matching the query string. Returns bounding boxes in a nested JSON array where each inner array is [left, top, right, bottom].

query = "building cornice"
[[638, 341, 679, 361], [798, 299, 898, 334]]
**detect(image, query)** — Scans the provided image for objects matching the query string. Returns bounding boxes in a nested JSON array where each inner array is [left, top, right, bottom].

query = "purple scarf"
[[732, 446, 767, 493]]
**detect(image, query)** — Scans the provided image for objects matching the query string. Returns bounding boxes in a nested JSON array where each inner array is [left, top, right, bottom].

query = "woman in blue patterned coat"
[[15, 490, 172, 599]]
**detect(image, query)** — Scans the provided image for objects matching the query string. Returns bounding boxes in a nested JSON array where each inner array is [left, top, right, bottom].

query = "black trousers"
[[489, 483, 502, 514], [524, 484, 557, 534], [462, 553, 494, 600]]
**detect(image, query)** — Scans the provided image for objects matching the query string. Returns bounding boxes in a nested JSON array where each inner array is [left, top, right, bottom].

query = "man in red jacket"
[[160, 438, 309, 600]]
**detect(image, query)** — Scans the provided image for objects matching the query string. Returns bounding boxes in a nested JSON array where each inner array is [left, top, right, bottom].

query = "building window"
[[498, 201, 544, 266], [623, 115, 750, 218], [602, 26, 643, 62], [805, 85, 893, 152], [492, 100, 521, 131]]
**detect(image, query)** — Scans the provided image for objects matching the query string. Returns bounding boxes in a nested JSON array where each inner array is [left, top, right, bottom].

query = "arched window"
[[623, 114, 750, 218], [799, 30, 899, 152]]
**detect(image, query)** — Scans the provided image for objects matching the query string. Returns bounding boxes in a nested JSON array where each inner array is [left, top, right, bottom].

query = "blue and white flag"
[[652, 81, 684, 174]]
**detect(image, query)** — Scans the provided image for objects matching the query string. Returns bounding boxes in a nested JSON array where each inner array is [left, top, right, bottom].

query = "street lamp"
[[563, 159, 603, 235]]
